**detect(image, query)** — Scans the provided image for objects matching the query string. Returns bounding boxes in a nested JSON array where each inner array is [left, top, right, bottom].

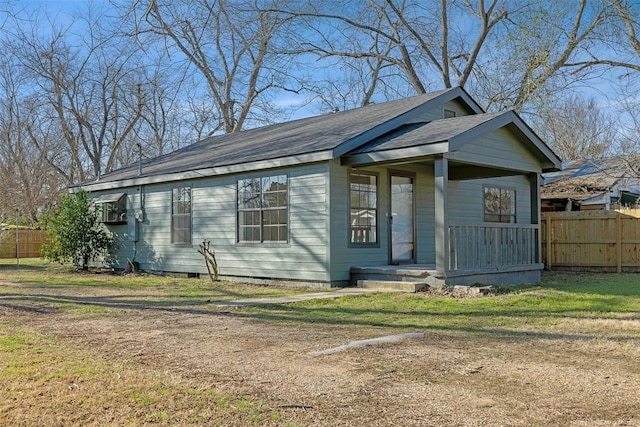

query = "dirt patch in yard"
[[1, 281, 640, 426]]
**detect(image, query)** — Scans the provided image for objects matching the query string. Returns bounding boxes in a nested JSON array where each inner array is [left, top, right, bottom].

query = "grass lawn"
[[1, 260, 639, 426], [0, 258, 320, 302], [241, 272, 640, 338]]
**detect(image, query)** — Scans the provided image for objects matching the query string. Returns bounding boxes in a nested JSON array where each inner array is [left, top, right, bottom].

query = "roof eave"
[[75, 151, 334, 192], [541, 162, 561, 173], [341, 142, 449, 166]]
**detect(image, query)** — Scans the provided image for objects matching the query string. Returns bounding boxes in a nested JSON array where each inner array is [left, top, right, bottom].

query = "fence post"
[[616, 213, 622, 273], [15, 208, 19, 266], [545, 216, 552, 270]]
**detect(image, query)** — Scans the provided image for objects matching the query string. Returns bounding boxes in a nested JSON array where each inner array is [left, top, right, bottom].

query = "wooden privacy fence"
[[0, 229, 49, 258], [541, 210, 640, 272]]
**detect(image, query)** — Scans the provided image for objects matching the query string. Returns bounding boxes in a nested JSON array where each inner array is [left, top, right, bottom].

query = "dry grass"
[[0, 326, 279, 426], [1, 265, 640, 426]]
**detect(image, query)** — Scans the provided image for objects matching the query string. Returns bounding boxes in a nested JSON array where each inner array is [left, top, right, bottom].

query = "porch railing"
[[448, 224, 539, 271]]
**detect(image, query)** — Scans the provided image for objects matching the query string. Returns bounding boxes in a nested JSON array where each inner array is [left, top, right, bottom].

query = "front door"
[[390, 173, 415, 263]]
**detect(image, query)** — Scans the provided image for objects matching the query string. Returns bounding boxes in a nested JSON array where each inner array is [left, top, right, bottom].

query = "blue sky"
[[9, 0, 640, 131]]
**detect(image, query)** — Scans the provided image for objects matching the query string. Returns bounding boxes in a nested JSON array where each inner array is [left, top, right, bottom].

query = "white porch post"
[[435, 157, 449, 275], [529, 172, 542, 264]]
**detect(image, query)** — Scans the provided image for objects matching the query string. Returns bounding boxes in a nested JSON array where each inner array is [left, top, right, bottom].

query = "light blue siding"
[[441, 100, 472, 117], [411, 100, 471, 123], [103, 164, 331, 283], [415, 167, 436, 264], [448, 175, 533, 225], [449, 127, 542, 173], [329, 161, 386, 283]]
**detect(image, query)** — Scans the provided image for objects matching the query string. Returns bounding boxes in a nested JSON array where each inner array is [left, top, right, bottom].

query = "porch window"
[[237, 174, 288, 243], [484, 187, 516, 223], [172, 186, 192, 244], [444, 108, 457, 119], [349, 171, 378, 244]]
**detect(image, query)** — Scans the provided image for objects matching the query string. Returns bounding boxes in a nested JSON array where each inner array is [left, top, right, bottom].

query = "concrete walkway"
[[214, 287, 396, 307]]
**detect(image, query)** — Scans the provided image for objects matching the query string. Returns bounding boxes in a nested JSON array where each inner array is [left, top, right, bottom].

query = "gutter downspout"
[[131, 144, 143, 265]]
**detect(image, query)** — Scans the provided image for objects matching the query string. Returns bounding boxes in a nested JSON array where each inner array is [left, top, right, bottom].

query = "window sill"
[[236, 242, 291, 248], [348, 243, 380, 248]]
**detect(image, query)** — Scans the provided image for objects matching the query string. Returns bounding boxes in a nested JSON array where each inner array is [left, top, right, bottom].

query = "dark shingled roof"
[[94, 89, 453, 184]]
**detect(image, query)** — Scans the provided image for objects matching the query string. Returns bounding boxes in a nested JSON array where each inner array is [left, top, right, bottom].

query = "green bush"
[[40, 190, 113, 270]]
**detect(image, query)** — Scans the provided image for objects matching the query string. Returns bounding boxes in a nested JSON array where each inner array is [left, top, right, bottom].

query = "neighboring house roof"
[[542, 156, 640, 205], [77, 86, 560, 192], [542, 176, 616, 203]]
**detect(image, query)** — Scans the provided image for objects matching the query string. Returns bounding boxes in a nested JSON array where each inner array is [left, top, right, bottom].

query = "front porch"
[[340, 124, 551, 285], [338, 105, 560, 287], [351, 223, 543, 287]]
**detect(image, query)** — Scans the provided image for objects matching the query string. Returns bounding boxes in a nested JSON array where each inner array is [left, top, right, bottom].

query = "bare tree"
[[123, 61, 220, 167], [136, 64, 219, 156], [134, 0, 296, 133], [563, 0, 640, 74], [122, 57, 188, 166], [531, 94, 616, 161], [0, 55, 65, 223], [10, 7, 145, 180], [268, 0, 612, 112], [267, 1, 510, 104], [569, 1, 640, 159], [607, 74, 640, 156], [300, 20, 403, 112], [495, 0, 613, 112]]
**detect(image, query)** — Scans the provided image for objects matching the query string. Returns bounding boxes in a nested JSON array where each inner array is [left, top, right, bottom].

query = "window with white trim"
[[484, 187, 516, 223], [237, 174, 288, 243], [172, 186, 192, 244], [349, 171, 378, 244], [94, 193, 127, 224]]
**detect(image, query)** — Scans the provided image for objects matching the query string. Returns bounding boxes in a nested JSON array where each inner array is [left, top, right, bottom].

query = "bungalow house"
[[74, 87, 561, 287], [542, 157, 640, 211]]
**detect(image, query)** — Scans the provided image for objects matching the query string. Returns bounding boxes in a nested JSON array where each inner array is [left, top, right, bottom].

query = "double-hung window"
[[349, 171, 378, 244], [237, 174, 288, 243], [483, 186, 516, 223], [172, 186, 192, 244]]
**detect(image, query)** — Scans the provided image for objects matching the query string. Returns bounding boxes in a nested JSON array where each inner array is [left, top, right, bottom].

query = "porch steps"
[[350, 265, 445, 292], [356, 279, 428, 293]]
